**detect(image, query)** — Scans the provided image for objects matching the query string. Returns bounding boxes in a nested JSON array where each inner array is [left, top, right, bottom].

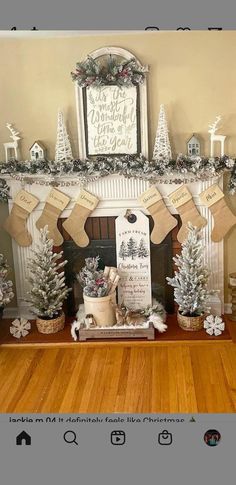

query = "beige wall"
[[0, 31, 236, 304]]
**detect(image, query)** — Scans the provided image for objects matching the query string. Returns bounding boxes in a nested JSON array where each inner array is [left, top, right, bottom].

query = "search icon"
[[63, 430, 78, 445]]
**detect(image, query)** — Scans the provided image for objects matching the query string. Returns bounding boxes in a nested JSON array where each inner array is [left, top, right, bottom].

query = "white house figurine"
[[208, 115, 226, 157], [187, 134, 201, 156], [29, 141, 46, 161], [4, 123, 21, 162]]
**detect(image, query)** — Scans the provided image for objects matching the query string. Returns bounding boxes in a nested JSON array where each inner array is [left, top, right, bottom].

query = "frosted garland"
[[1, 155, 236, 196]]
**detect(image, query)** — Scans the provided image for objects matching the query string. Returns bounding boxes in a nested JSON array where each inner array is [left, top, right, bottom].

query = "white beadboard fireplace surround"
[[5, 174, 224, 318]]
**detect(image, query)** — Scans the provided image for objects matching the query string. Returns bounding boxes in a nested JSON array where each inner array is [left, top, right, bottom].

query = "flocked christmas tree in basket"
[[167, 223, 214, 331], [0, 253, 14, 319], [26, 226, 70, 334]]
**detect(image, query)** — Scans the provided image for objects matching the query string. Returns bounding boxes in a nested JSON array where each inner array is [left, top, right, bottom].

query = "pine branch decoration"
[[71, 56, 148, 88], [77, 256, 109, 297]]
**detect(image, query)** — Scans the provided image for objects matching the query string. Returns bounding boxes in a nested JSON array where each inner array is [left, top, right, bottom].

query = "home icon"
[[16, 431, 31, 446]]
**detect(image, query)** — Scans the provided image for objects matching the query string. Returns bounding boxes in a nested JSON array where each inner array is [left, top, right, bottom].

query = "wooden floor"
[[1, 342, 236, 413]]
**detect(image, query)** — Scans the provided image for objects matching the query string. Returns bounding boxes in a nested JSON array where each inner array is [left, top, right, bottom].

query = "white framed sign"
[[84, 85, 139, 156], [75, 47, 148, 159], [116, 210, 152, 309]]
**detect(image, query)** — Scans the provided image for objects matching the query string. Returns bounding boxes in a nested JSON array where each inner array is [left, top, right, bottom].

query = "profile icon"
[[204, 429, 221, 447]]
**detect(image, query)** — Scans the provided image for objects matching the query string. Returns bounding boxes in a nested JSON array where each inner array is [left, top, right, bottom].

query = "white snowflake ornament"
[[204, 315, 225, 336], [10, 318, 31, 339]]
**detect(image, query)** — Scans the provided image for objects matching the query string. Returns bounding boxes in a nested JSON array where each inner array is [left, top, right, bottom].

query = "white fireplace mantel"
[[4, 174, 224, 318]]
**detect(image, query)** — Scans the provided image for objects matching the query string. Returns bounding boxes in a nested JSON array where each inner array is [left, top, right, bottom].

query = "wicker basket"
[[36, 312, 65, 334], [177, 311, 205, 331]]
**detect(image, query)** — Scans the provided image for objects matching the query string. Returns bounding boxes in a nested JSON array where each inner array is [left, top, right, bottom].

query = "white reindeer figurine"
[[4, 123, 21, 162], [208, 115, 226, 157]]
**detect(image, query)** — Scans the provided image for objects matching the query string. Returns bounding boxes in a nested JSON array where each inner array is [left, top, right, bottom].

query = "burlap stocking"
[[138, 186, 177, 244], [3, 190, 39, 247], [36, 188, 70, 246], [62, 189, 99, 247], [200, 184, 236, 242], [169, 185, 207, 243]]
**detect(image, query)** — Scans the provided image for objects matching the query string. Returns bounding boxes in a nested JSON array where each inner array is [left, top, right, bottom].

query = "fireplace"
[[59, 215, 180, 316], [4, 174, 224, 318]]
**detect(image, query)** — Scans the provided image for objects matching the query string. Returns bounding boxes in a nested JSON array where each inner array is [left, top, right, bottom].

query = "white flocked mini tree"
[[55, 110, 73, 164], [26, 226, 70, 318], [167, 224, 212, 316], [153, 104, 172, 161]]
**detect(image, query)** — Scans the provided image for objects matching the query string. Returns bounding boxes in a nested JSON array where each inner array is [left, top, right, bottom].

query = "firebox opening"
[[58, 216, 180, 317]]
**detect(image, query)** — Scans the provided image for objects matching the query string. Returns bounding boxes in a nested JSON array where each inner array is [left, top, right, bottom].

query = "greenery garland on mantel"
[[0, 178, 10, 203], [0, 154, 236, 202]]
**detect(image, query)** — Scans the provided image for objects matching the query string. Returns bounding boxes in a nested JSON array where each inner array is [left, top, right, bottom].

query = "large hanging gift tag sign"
[[115, 210, 152, 309]]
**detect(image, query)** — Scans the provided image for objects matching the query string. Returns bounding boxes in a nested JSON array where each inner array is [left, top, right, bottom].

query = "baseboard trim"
[[2, 304, 233, 319], [224, 303, 232, 314], [2, 307, 34, 319], [2, 307, 19, 319]]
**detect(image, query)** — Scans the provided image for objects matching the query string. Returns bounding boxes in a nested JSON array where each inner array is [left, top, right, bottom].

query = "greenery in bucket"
[[77, 256, 111, 297]]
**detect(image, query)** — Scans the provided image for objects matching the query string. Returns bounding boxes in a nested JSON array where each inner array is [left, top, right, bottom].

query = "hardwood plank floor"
[[0, 343, 236, 413]]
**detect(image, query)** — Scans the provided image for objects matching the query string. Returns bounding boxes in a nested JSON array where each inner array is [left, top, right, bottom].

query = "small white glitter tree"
[[55, 110, 73, 164], [153, 104, 172, 161]]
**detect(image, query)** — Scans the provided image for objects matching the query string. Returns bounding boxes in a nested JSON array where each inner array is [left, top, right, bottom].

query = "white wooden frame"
[[75, 47, 149, 159]]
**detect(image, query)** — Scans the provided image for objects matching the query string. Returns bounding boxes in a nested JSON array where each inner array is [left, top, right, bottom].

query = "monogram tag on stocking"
[[47, 188, 70, 210], [116, 210, 152, 309], [77, 189, 99, 210], [138, 185, 162, 208], [14, 190, 39, 212], [169, 185, 192, 208], [199, 184, 224, 207]]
